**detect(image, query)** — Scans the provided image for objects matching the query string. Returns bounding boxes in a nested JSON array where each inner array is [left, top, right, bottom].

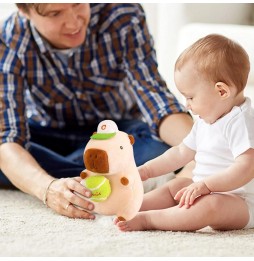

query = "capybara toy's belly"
[[92, 174, 144, 220], [77, 173, 144, 221]]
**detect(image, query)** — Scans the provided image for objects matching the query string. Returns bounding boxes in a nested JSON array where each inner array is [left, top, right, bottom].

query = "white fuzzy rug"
[[1, 187, 254, 257]]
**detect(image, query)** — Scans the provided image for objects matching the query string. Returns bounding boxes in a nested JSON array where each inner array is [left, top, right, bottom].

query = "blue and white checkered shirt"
[[0, 3, 187, 148]]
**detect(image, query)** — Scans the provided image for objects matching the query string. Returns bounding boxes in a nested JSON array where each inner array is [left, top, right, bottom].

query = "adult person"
[[0, 3, 193, 219]]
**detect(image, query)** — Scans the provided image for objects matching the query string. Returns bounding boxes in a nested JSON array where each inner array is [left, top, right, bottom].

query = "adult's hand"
[[46, 177, 95, 219]]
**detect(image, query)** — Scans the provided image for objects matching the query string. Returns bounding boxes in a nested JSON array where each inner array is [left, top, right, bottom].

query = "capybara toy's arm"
[[80, 170, 88, 179], [120, 176, 129, 186], [119, 171, 136, 188]]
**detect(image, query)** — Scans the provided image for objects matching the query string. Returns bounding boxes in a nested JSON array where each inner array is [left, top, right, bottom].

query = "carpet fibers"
[[1, 189, 254, 257]]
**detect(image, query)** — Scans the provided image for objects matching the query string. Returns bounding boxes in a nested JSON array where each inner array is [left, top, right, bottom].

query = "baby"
[[115, 34, 254, 232]]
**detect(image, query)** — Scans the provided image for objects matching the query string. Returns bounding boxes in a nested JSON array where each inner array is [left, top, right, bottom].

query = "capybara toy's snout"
[[84, 148, 109, 173]]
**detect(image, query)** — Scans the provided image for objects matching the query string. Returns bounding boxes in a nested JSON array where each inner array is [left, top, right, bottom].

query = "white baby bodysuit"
[[183, 97, 254, 195]]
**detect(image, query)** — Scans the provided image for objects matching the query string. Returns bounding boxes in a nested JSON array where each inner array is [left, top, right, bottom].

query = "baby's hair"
[[175, 34, 250, 93]]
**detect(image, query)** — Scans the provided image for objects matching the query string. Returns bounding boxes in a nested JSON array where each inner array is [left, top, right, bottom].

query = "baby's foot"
[[115, 213, 148, 232]]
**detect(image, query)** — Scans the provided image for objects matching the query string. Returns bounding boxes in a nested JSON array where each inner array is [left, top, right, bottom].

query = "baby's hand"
[[138, 165, 150, 181], [174, 181, 211, 208]]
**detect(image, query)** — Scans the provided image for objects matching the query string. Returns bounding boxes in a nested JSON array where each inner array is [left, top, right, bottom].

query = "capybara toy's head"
[[84, 120, 135, 174]]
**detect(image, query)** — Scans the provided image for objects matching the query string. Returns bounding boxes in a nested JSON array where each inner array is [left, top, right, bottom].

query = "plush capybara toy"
[[78, 120, 144, 221]]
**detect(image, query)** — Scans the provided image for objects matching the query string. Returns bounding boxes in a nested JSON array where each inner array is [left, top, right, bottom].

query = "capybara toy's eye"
[[120, 146, 123, 149]]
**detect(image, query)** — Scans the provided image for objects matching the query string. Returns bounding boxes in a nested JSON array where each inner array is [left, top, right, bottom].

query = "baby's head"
[[174, 34, 250, 124], [175, 34, 250, 93]]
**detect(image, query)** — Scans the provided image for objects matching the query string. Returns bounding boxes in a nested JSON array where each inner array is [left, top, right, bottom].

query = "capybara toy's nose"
[[84, 148, 109, 173]]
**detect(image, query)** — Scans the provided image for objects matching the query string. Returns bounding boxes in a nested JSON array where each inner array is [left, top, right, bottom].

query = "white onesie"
[[183, 97, 254, 228]]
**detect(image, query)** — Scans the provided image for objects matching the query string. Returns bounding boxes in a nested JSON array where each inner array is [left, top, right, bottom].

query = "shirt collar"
[[212, 97, 251, 126]]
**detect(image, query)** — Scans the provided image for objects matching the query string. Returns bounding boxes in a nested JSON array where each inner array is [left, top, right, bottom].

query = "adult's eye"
[[48, 11, 60, 17]]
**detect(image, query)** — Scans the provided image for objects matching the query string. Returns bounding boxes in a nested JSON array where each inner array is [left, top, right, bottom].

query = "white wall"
[[0, 3, 17, 19]]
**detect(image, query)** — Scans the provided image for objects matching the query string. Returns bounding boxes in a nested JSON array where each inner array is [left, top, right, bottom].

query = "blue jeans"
[[0, 120, 170, 186]]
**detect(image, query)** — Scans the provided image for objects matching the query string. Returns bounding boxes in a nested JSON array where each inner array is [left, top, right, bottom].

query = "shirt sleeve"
[[225, 112, 254, 158], [120, 4, 187, 136], [0, 44, 29, 147]]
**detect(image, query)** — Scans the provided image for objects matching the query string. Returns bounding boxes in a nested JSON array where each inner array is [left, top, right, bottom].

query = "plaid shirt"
[[0, 3, 186, 148]]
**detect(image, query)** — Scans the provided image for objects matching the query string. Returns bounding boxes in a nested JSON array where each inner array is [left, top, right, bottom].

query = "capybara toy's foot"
[[117, 216, 126, 221]]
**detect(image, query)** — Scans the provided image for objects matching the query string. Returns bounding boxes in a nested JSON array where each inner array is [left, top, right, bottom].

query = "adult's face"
[[20, 3, 90, 49]]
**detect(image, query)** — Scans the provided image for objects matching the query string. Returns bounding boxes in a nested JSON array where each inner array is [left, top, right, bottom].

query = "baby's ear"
[[215, 82, 231, 99], [128, 135, 135, 145]]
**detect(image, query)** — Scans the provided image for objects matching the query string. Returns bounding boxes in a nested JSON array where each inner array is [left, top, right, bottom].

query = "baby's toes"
[[113, 217, 120, 225], [117, 221, 129, 231]]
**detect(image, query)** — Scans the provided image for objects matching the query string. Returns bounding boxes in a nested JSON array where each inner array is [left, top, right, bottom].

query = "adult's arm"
[[159, 113, 193, 146], [159, 113, 195, 178], [121, 5, 193, 141], [0, 142, 52, 198], [0, 142, 95, 219], [0, 15, 95, 218]]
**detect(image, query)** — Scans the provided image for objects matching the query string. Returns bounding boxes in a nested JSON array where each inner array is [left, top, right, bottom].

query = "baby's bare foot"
[[116, 213, 149, 232], [113, 217, 120, 225]]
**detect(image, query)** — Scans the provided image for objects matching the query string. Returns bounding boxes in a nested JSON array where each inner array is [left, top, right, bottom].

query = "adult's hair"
[[175, 34, 250, 93], [16, 3, 47, 15]]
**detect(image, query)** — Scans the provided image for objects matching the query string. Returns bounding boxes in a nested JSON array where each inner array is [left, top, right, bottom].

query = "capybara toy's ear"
[[128, 135, 135, 145], [80, 171, 88, 179]]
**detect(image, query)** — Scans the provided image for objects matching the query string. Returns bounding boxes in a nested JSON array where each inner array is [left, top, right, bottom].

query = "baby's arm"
[[138, 142, 195, 181], [175, 148, 254, 207], [205, 148, 254, 192]]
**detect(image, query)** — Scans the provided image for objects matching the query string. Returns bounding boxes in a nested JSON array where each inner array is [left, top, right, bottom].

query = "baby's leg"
[[117, 193, 249, 232], [113, 177, 191, 225], [141, 177, 193, 211]]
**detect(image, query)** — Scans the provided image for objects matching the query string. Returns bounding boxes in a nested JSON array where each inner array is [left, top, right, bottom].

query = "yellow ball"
[[82, 176, 111, 202]]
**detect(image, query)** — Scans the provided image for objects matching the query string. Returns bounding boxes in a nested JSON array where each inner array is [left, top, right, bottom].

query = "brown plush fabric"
[[84, 148, 109, 173], [128, 135, 135, 145], [120, 177, 129, 186], [80, 171, 88, 179]]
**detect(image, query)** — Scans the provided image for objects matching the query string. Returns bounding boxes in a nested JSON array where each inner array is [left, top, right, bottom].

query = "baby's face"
[[174, 61, 227, 124]]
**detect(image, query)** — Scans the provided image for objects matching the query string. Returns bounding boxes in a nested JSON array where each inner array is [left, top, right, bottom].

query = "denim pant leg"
[[0, 142, 85, 187], [0, 170, 13, 187], [28, 142, 85, 178]]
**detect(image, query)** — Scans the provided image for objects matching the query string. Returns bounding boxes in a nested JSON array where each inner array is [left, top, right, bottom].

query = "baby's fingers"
[[184, 190, 194, 208], [174, 188, 185, 201], [174, 189, 187, 208], [189, 192, 197, 206]]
